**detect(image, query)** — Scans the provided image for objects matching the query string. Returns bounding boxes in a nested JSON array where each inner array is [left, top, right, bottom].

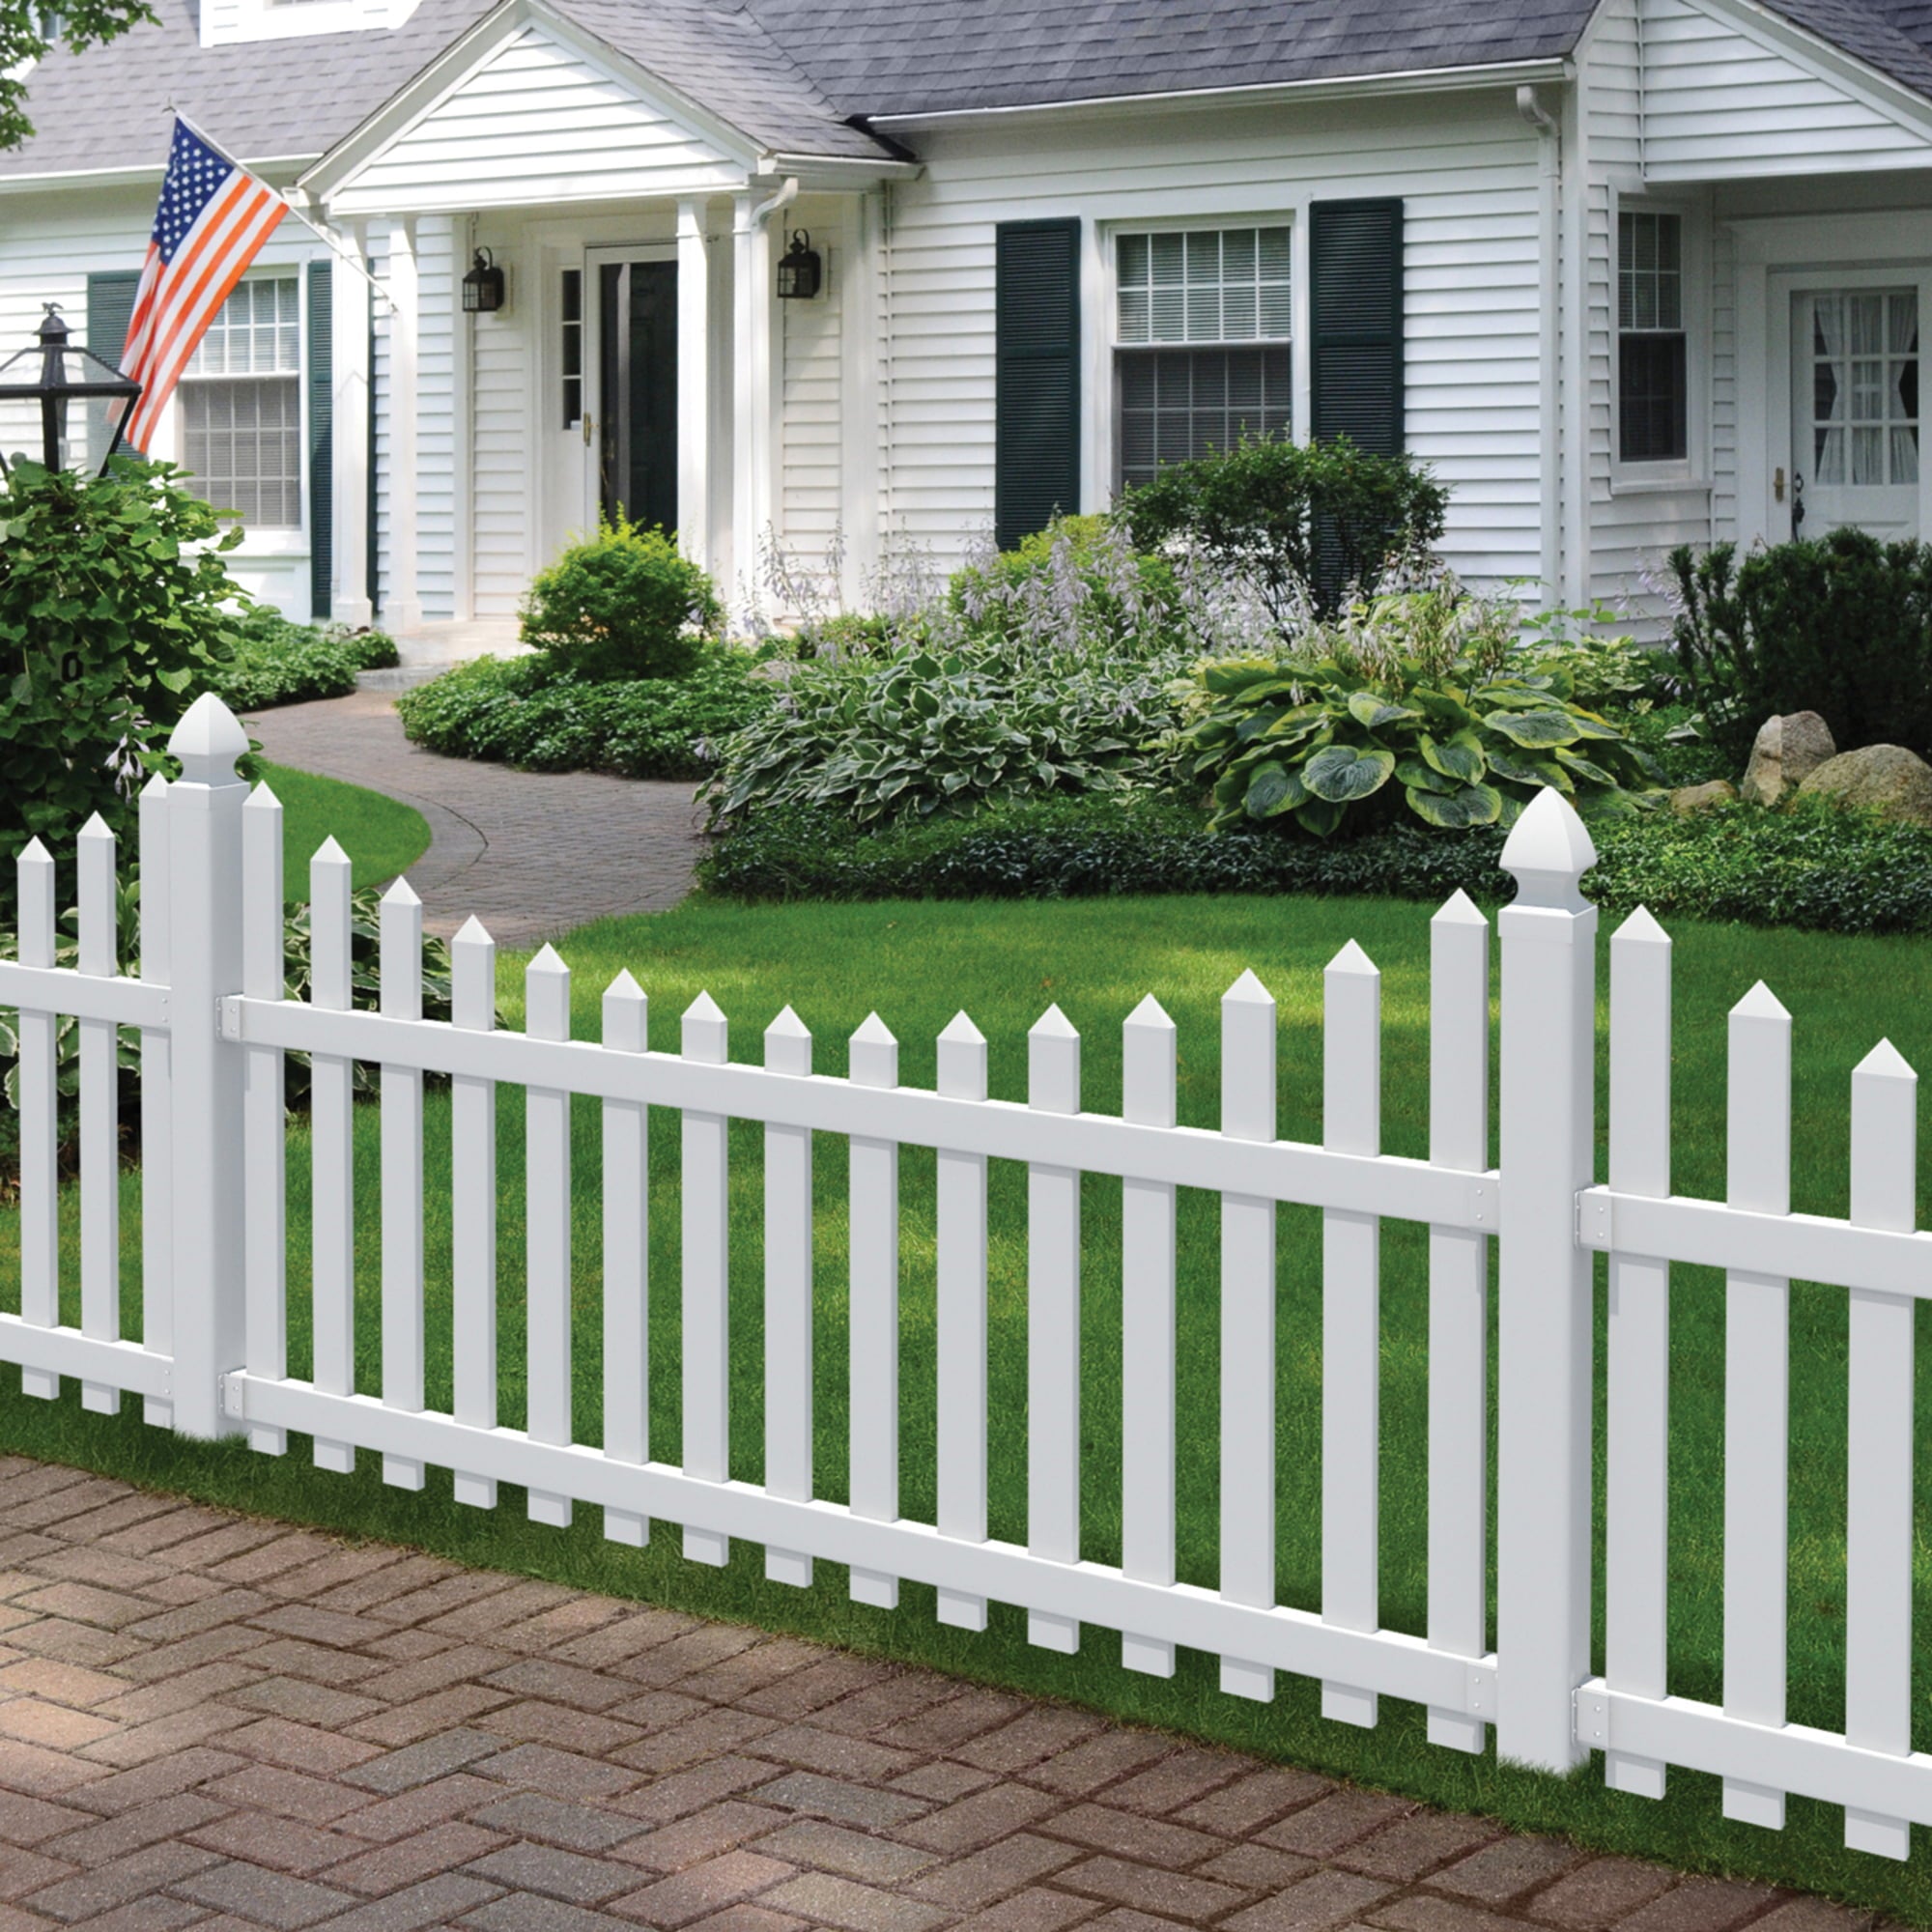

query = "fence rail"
[[1, 691, 1924, 1860]]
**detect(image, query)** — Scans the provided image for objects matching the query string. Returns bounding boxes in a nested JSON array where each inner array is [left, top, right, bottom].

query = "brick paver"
[[0, 1457, 1879, 1932], [246, 689, 705, 945]]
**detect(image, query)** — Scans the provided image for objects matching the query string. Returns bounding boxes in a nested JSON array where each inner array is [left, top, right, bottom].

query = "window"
[[1617, 210, 1688, 464], [561, 269, 583, 429], [1115, 226, 1293, 489], [180, 275, 302, 527], [1807, 291, 1918, 487]]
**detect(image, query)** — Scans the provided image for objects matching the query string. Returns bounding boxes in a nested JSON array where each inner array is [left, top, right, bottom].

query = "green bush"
[[0, 456, 246, 911], [204, 610, 400, 711], [949, 514, 1181, 658], [522, 518, 721, 682], [700, 789, 1932, 936], [394, 650, 774, 779], [1120, 434, 1449, 622], [1667, 529, 1932, 763], [702, 641, 1187, 829], [1181, 577, 1657, 837]]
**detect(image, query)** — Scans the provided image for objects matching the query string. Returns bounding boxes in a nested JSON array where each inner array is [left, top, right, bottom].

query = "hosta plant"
[[1181, 581, 1659, 836]]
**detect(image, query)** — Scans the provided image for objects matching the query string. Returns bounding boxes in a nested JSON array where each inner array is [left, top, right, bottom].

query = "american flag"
[[119, 117, 288, 453]]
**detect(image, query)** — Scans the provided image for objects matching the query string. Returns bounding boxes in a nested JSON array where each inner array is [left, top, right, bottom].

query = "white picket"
[[76, 814, 121, 1415], [1605, 906, 1672, 1798], [1121, 994, 1177, 1677], [1722, 981, 1792, 1832], [1028, 1006, 1082, 1652], [849, 1013, 900, 1607], [682, 992, 730, 1566], [450, 918, 498, 1511], [137, 777, 174, 1428], [241, 787, 286, 1454], [526, 946, 573, 1527], [309, 838, 355, 1474], [1321, 942, 1381, 1727], [936, 1012, 989, 1632], [602, 970, 649, 1546], [1426, 891, 1490, 1753], [16, 839, 56, 1401], [380, 880, 426, 1493], [763, 1005, 812, 1584], [1221, 971, 1278, 1703], [1844, 1039, 1916, 1861]]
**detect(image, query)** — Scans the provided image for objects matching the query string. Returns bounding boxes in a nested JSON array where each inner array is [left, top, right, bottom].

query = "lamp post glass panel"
[[0, 304, 142, 476]]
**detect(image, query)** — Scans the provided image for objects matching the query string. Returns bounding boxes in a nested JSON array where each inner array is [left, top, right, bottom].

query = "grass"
[[258, 760, 430, 893], [2, 889, 1930, 1918]]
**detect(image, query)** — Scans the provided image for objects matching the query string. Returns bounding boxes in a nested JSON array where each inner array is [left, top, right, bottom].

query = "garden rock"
[[1799, 745, 1932, 826], [1741, 711, 1835, 806], [1671, 781, 1737, 813]]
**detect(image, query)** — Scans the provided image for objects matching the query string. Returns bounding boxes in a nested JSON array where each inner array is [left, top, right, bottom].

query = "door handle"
[[1774, 467, 1785, 503], [582, 411, 594, 448], [1792, 469, 1805, 532]]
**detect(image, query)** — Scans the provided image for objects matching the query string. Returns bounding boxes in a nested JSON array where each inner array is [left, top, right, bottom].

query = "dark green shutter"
[[84, 270, 140, 467], [1310, 198, 1404, 453], [994, 217, 1080, 550], [307, 258, 332, 619]]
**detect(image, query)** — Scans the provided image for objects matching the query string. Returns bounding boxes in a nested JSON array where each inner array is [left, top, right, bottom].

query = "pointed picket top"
[[936, 1009, 986, 1099], [140, 772, 168, 801], [1223, 966, 1275, 1006], [18, 837, 50, 870], [1500, 784, 1596, 912], [1613, 904, 1670, 948], [1856, 1037, 1916, 1082], [78, 810, 113, 843], [682, 989, 727, 1064], [850, 1009, 897, 1088], [762, 1001, 807, 1038], [1031, 1002, 1079, 1039], [1326, 939, 1378, 980], [166, 690, 249, 786], [851, 1010, 896, 1047], [1125, 992, 1175, 1033], [243, 781, 281, 816], [527, 942, 568, 979], [452, 914, 495, 951], [381, 875, 421, 909], [684, 989, 725, 1024], [1730, 980, 1791, 1024], [601, 968, 646, 1052], [605, 966, 646, 1006], [939, 1009, 986, 1046], [312, 835, 351, 874], [1433, 887, 1487, 927]]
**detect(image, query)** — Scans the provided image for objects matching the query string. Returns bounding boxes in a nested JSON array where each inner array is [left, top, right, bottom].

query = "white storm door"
[[1791, 287, 1921, 541]]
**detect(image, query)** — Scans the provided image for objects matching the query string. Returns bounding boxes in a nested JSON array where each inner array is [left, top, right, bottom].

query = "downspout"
[[735, 174, 797, 611], [1518, 85, 1563, 610]]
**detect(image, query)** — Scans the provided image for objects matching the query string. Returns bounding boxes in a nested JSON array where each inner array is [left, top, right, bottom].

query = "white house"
[[4, 0, 1932, 629]]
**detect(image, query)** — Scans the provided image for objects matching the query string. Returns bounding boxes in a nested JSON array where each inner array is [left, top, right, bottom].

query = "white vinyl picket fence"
[[3, 690, 1930, 1857]]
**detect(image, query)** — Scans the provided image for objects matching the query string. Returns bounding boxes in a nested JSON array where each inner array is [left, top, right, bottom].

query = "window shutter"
[[84, 270, 140, 468], [1310, 198, 1404, 454], [307, 258, 332, 619], [995, 217, 1080, 550]]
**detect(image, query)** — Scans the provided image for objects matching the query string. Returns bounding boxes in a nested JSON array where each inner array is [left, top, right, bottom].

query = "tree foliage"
[[0, 0, 156, 151]]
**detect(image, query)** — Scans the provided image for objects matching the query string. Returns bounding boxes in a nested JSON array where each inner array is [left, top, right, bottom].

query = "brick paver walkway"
[[248, 690, 705, 947], [0, 1458, 1871, 1932]]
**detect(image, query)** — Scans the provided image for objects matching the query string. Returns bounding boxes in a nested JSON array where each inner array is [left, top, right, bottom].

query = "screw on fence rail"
[[1495, 786, 1597, 1773], [164, 692, 251, 1440]]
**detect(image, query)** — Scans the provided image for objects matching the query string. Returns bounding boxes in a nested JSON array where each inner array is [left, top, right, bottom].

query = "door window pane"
[[1807, 288, 1917, 488]]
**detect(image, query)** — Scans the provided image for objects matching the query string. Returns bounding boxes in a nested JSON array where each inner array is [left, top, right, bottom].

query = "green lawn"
[[258, 760, 430, 893], [1, 891, 1928, 1919]]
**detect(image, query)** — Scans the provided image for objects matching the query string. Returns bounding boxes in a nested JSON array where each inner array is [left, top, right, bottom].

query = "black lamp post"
[[0, 303, 144, 478], [776, 230, 822, 300], [462, 248, 506, 314]]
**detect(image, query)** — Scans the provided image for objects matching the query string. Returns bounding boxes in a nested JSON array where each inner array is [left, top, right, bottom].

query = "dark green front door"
[[598, 260, 678, 534]]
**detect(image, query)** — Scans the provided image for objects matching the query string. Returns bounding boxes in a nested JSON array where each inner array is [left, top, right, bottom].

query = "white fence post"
[[137, 777, 174, 1427], [16, 839, 57, 1402], [165, 693, 250, 1440], [1495, 788, 1597, 1771], [77, 813, 121, 1415]]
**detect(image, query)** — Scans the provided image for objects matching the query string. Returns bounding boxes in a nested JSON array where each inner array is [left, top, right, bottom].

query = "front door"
[[590, 255, 678, 534], [1790, 287, 1920, 541]]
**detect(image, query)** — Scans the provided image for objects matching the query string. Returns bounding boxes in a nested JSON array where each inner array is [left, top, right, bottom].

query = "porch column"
[[385, 218, 422, 631], [678, 197, 711, 574], [329, 219, 374, 629], [731, 191, 756, 608]]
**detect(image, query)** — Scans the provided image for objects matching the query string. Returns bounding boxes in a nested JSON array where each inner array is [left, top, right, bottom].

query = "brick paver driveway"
[[248, 690, 706, 947], [0, 1458, 1868, 1932]]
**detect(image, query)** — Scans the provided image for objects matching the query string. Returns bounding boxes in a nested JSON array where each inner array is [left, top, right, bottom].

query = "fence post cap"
[[381, 874, 420, 908], [166, 691, 248, 787], [453, 914, 495, 951], [18, 837, 50, 869], [1730, 979, 1790, 1024], [140, 772, 168, 799], [1030, 1003, 1077, 1039], [1612, 904, 1669, 948], [527, 942, 567, 978], [939, 1009, 985, 1045], [1124, 992, 1174, 1032], [1325, 939, 1377, 980], [765, 1001, 808, 1038], [1224, 967, 1275, 1005], [1856, 1037, 1915, 1082], [1500, 787, 1596, 911], [1433, 887, 1486, 926]]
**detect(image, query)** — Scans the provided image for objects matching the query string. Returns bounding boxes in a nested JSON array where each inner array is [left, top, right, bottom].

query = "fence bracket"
[[1577, 1187, 1612, 1251], [219, 1373, 247, 1423], [1574, 1683, 1612, 1748], [1466, 1664, 1492, 1716], [217, 996, 245, 1042]]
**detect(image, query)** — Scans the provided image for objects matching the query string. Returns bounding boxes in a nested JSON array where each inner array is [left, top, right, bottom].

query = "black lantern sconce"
[[776, 229, 822, 300], [0, 303, 143, 478], [463, 247, 506, 315]]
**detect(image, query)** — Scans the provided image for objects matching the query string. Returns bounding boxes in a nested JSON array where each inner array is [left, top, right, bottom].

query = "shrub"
[[1120, 434, 1450, 622], [1181, 572, 1657, 837], [394, 649, 774, 779], [701, 641, 1188, 829], [949, 514, 1181, 659], [0, 456, 246, 912], [522, 518, 721, 682], [204, 611, 400, 711], [1666, 530, 1932, 763]]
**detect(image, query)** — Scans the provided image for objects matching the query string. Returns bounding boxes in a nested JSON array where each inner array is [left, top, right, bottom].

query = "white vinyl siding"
[[882, 91, 1545, 590], [471, 226, 528, 617], [328, 26, 746, 216], [416, 213, 456, 619], [370, 221, 394, 619], [780, 205, 844, 590]]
